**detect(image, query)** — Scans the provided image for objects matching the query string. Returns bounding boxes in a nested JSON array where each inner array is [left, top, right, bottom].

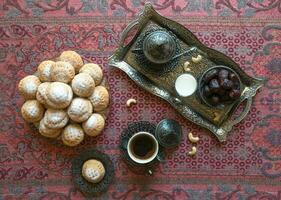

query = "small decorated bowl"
[[72, 149, 114, 197]]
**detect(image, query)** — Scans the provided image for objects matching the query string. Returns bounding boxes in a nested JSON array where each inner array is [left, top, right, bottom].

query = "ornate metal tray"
[[109, 3, 264, 142]]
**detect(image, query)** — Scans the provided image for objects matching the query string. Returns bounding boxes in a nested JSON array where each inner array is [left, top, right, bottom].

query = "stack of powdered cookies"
[[18, 51, 109, 147]]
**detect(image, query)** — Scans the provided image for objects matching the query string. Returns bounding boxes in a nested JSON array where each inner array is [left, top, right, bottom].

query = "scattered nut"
[[188, 146, 197, 156], [214, 112, 220, 122], [192, 55, 202, 63], [183, 61, 191, 71], [188, 132, 199, 143], [148, 170, 153, 175], [126, 98, 137, 107]]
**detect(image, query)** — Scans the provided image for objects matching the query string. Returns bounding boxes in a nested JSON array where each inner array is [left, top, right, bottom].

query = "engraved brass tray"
[[109, 3, 264, 142]]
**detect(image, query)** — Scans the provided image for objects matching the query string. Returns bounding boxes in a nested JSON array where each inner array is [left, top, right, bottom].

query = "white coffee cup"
[[127, 131, 159, 164]]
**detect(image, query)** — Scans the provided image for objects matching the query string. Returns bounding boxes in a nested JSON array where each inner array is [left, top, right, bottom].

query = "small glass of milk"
[[175, 74, 197, 97]]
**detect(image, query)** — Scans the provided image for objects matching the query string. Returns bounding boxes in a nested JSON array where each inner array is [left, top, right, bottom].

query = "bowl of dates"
[[199, 66, 242, 107]]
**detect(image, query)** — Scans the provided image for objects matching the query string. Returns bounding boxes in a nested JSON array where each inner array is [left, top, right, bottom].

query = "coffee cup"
[[127, 132, 159, 164]]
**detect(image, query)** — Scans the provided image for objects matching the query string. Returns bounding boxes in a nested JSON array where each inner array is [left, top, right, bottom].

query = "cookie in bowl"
[[72, 149, 114, 197], [82, 159, 105, 183]]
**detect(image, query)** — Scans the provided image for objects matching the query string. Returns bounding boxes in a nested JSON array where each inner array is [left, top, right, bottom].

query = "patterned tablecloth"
[[0, 0, 280, 199]]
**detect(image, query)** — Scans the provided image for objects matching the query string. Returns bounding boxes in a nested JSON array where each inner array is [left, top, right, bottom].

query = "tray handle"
[[219, 97, 252, 141], [120, 19, 140, 47], [229, 97, 253, 126]]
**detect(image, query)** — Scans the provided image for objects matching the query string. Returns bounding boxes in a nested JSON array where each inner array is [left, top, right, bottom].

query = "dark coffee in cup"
[[127, 132, 159, 164]]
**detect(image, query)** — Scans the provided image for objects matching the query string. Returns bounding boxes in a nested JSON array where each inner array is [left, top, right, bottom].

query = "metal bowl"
[[198, 65, 242, 109]]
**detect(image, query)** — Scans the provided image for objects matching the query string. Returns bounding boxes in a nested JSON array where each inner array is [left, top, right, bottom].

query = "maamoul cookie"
[[79, 63, 103, 85], [21, 100, 44, 123], [18, 75, 41, 100], [71, 73, 95, 97], [43, 109, 69, 129], [46, 82, 73, 109], [51, 61, 75, 83], [59, 51, 83, 73], [37, 60, 55, 82], [39, 119, 61, 138], [36, 82, 51, 105], [82, 159, 105, 183], [82, 113, 105, 136], [88, 86, 109, 112], [67, 98, 93, 123], [62, 124, 84, 147]]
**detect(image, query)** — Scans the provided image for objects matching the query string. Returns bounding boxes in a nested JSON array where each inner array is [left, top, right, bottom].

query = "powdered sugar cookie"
[[21, 100, 44, 123], [37, 60, 55, 82], [67, 98, 93, 123], [46, 82, 73, 109], [59, 51, 83, 73], [82, 159, 105, 183], [36, 82, 51, 105], [18, 75, 41, 100], [71, 73, 95, 97], [43, 109, 69, 129], [88, 86, 109, 112], [79, 63, 103, 85], [82, 113, 105, 136], [51, 61, 75, 83], [62, 124, 84, 147], [39, 119, 61, 138]]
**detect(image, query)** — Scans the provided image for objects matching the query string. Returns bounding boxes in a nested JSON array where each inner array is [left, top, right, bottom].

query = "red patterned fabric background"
[[0, 0, 281, 199]]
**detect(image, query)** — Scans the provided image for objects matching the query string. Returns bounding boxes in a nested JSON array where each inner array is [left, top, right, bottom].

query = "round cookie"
[[51, 61, 75, 83], [37, 60, 55, 82], [82, 159, 105, 183], [88, 86, 109, 112], [82, 113, 105, 136], [59, 51, 83, 73], [46, 82, 73, 109], [67, 98, 93, 123], [39, 119, 61, 138], [18, 75, 41, 100], [79, 63, 103, 85], [36, 82, 51, 105], [71, 73, 95, 97], [21, 100, 44, 123], [62, 124, 84, 147], [43, 109, 69, 129]]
